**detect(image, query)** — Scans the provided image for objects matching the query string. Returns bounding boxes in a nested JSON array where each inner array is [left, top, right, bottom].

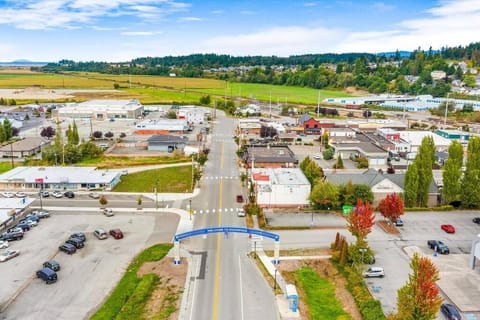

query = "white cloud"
[[335, 0, 480, 53], [303, 2, 318, 7], [121, 30, 163, 36], [0, 0, 190, 30], [372, 2, 395, 12], [211, 9, 224, 14], [202, 26, 343, 56], [178, 16, 203, 22]]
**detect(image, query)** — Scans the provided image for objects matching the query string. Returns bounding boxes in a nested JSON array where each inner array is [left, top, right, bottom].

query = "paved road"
[[183, 111, 278, 320]]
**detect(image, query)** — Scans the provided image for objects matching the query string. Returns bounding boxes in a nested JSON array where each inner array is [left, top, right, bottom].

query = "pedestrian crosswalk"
[[192, 207, 243, 215], [203, 176, 239, 180]]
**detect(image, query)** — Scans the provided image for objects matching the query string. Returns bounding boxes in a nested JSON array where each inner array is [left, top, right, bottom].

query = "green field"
[[0, 70, 353, 105], [112, 166, 192, 193]]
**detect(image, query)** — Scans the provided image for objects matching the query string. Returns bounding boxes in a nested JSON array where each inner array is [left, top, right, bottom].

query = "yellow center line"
[[213, 142, 225, 320]]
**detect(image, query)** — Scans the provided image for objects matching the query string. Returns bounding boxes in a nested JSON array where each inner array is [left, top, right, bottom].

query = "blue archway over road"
[[173, 227, 280, 264]]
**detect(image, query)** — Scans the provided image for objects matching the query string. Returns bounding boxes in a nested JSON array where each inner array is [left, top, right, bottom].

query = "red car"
[[441, 224, 455, 234], [109, 228, 124, 239]]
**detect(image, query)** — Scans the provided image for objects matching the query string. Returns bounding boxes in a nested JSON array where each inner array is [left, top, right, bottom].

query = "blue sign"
[[174, 227, 280, 242]]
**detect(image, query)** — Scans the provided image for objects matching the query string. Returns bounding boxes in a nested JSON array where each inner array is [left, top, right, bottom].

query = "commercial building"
[[53, 99, 144, 120], [243, 146, 298, 168], [0, 138, 51, 159], [0, 166, 121, 191], [147, 135, 188, 153], [251, 168, 311, 208], [135, 119, 189, 134], [0, 198, 35, 228], [176, 106, 209, 124], [435, 129, 470, 144]]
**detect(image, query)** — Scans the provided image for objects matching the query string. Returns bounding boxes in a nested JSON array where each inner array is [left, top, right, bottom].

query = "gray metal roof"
[[147, 135, 189, 143]]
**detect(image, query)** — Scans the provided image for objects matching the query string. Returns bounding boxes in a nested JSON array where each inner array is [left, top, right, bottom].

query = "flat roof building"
[[0, 166, 121, 191], [53, 99, 144, 120]]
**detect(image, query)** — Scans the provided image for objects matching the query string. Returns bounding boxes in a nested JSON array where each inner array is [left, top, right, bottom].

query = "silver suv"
[[363, 267, 385, 278]]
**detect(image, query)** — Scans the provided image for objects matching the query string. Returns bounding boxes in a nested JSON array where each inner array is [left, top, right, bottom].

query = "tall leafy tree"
[[378, 193, 404, 223], [303, 161, 324, 186], [391, 253, 442, 320], [346, 199, 375, 247], [416, 136, 435, 207], [0, 126, 5, 143], [441, 141, 463, 205], [309, 180, 339, 210], [404, 162, 419, 207], [461, 136, 480, 208], [72, 121, 80, 145], [300, 156, 312, 171]]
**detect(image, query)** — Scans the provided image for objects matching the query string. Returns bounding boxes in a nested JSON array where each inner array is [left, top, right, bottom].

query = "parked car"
[[94, 229, 108, 240], [89, 192, 100, 199], [0, 240, 9, 249], [313, 154, 321, 160], [427, 240, 450, 254], [0, 230, 24, 241], [59, 243, 76, 254], [102, 208, 114, 217], [237, 207, 245, 217], [109, 228, 124, 239], [31, 210, 50, 219], [441, 303, 462, 320], [20, 219, 38, 228], [362, 267, 385, 278], [2, 191, 14, 198], [15, 221, 32, 231], [0, 249, 20, 262], [36, 267, 58, 284], [64, 191, 75, 198], [15, 192, 27, 198], [24, 214, 40, 222], [52, 191, 63, 198], [70, 232, 86, 242], [441, 224, 455, 234], [236, 195, 244, 203], [39, 191, 50, 197], [65, 238, 84, 249], [473, 217, 480, 224], [394, 219, 404, 227], [43, 260, 61, 272]]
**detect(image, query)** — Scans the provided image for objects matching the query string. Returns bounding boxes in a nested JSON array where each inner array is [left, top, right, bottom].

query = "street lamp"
[[274, 268, 278, 291], [189, 199, 192, 221], [359, 248, 367, 265]]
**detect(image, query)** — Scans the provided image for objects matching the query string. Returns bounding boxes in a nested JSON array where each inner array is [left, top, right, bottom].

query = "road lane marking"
[[213, 142, 224, 320]]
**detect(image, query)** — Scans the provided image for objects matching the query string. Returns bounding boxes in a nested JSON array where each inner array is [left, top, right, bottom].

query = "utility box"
[[285, 284, 298, 312]]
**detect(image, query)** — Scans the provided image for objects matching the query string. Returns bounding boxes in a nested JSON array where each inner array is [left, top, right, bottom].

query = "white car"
[[2, 192, 14, 198], [15, 192, 27, 198], [0, 241, 8, 249], [0, 249, 20, 262], [313, 154, 322, 160], [237, 208, 245, 217], [102, 208, 114, 217], [52, 191, 63, 198], [363, 267, 385, 278], [89, 192, 100, 199]]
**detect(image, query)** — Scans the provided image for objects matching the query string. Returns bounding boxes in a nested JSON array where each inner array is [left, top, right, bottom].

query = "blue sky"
[[0, 0, 479, 62]]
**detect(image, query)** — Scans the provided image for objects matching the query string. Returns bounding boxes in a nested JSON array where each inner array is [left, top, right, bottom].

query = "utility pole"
[[444, 92, 450, 126]]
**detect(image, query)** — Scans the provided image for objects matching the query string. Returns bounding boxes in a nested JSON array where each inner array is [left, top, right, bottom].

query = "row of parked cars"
[[0, 210, 51, 264]]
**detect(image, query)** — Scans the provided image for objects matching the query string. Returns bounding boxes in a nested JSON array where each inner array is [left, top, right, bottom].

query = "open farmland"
[[0, 70, 354, 105]]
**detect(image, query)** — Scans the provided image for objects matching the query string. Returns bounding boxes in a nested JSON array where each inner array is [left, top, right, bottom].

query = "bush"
[[323, 147, 334, 160]]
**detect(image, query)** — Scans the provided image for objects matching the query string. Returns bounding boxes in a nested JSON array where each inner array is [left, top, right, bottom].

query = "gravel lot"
[[0, 210, 178, 320]]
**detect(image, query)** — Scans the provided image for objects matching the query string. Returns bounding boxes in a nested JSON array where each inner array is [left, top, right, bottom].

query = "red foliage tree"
[[378, 193, 404, 223], [347, 199, 375, 246]]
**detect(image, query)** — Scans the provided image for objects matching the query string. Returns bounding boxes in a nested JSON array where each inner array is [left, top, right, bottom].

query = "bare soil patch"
[[278, 259, 362, 320], [138, 257, 187, 320]]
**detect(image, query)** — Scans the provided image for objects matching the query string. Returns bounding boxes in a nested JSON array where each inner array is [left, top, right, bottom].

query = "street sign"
[[35, 178, 44, 183]]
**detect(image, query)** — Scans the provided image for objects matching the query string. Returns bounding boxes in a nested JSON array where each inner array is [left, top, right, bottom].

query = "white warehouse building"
[[53, 99, 144, 120], [251, 168, 311, 208]]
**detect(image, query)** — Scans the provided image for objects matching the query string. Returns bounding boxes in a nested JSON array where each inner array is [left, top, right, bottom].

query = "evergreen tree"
[[336, 154, 344, 169], [0, 126, 5, 143], [461, 137, 480, 208], [3, 119, 13, 141], [442, 141, 463, 205], [72, 121, 80, 145], [404, 162, 419, 207], [66, 124, 73, 144]]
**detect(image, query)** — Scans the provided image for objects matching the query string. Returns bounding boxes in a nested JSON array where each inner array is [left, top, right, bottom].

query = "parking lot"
[[0, 210, 179, 319]]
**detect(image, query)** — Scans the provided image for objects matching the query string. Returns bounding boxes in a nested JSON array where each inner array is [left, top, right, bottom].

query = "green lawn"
[[90, 244, 172, 320], [0, 163, 13, 174], [296, 266, 351, 320], [112, 166, 192, 193]]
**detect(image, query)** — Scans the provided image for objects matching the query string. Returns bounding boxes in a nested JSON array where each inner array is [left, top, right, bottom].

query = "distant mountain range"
[[0, 60, 50, 66]]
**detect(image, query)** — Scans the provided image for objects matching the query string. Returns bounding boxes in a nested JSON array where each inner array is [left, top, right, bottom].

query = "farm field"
[[0, 70, 354, 105]]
